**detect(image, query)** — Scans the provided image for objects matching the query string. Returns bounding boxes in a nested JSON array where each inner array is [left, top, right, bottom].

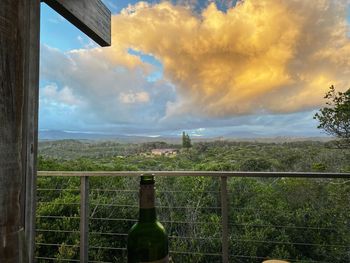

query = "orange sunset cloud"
[[101, 0, 350, 118]]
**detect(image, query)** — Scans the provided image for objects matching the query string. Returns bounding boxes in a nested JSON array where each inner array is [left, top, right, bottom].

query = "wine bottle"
[[127, 175, 169, 263]]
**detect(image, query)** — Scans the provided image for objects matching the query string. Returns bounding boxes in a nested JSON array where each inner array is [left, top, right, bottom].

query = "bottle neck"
[[139, 183, 157, 223], [139, 208, 157, 222]]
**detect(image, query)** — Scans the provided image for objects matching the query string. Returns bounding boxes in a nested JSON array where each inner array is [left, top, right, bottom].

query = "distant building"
[[151, 148, 178, 156]]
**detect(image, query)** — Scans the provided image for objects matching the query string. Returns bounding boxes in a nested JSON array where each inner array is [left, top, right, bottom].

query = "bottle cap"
[[140, 174, 155, 185]]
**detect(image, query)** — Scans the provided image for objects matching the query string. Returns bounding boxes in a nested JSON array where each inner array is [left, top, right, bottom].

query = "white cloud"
[[111, 0, 350, 119], [39, 44, 176, 132], [41, 84, 83, 106], [119, 91, 150, 104]]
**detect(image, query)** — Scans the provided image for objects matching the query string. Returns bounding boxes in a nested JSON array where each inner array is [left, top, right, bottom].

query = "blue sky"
[[39, 0, 350, 138]]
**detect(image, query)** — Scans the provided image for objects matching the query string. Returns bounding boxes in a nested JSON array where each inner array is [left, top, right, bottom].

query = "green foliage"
[[182, 131, 192, 148], [36, 139, 350, 262], [38, 139, 349, 173], [240, 158, 273, 171], [314, 85, 350, 148], [36, 176, 80, 261], [311, 162, 327, 172], [228, 178, 350, 262]]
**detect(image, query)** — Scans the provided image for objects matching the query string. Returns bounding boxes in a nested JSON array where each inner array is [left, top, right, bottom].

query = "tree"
[[314, 85, 350, 148], [182, 131, 192, 148]]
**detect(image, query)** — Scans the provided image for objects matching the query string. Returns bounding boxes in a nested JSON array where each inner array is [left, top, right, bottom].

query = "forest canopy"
[[314, 85, 350, 148]]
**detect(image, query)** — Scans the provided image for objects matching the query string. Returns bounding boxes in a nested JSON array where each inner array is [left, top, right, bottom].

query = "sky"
[[39, 0, 350, 138]]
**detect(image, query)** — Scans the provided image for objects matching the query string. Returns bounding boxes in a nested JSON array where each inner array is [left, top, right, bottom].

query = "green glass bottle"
[[127, 175, 169, 263]]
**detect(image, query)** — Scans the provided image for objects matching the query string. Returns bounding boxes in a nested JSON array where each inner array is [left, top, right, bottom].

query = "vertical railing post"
[[80, 176, 89, 263], [220, 176, 229, 263]]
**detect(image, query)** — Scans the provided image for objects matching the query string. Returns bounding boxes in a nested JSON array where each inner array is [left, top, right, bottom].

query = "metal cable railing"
[[36, 171, 350, 263]]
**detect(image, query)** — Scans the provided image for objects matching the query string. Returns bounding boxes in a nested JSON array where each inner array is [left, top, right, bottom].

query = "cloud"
[[119, 91, 150, 103], [39, 43, 323, 136], [39, 44, 176, 132], [39, 0, 350, 135], [110, 0, 350, 119], [41, 84, 83, 106]]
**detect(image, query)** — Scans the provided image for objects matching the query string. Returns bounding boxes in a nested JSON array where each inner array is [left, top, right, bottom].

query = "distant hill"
[[224, 136, 334, 143], [39, 129, 332, 143], [39, 130, 179, 143], [39, 130, 126, 141], [38, 130, 225, 143]]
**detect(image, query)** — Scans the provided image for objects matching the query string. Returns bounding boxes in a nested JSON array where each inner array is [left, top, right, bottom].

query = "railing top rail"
[[38, 171, 350, 179]]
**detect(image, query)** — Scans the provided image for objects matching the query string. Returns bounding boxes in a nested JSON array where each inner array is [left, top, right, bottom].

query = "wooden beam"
[[22, 0, 41, 262], [42, 0, 111, 47], [0, 0, 40, 261], [0, 0, 26, 262]]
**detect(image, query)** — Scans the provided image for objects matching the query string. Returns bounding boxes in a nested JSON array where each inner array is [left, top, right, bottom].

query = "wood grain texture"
[[22, 0, 40, 262], [42, 0, 111, 46], [0, 0, 24, 262]]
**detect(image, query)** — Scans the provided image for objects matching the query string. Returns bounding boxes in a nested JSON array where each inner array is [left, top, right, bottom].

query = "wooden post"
[[80, 176, 89, 262], [0, 0, 39, 262], [220, 176, 229, 263], [23, 0, 41, 262]]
